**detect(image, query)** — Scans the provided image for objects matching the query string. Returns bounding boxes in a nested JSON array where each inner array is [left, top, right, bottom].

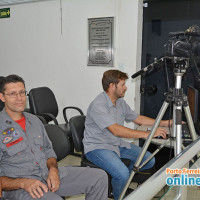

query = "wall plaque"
[[88, 17, 114, 66]]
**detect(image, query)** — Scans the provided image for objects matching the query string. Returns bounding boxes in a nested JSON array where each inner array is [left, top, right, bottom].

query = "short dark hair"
[[102, 70, 128, 92], [0, 75, 25, 93]]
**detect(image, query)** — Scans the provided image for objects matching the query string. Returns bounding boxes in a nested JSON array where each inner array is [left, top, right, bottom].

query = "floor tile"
[[59, 155, 200, 200]]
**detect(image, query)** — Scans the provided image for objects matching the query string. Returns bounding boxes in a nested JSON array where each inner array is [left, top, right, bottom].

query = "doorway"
[[141, 0, 200, 121]]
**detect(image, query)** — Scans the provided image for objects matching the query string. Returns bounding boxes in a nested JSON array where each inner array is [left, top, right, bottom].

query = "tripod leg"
[[172, 104, 188, 200], [173, 102, 197, 200], [118, 101, 169, 200], [174, 105, 182, 156], [172, 104, 177, 137], [183, 105, 198, 141], [183, 104, 200, 158]]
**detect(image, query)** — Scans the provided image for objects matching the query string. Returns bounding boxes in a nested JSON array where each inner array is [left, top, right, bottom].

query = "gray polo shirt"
[[83, 92, 138, 156], [0, 109, 68, 181]]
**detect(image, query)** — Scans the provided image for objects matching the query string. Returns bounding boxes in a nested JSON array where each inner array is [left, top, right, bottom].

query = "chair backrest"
[[29, 87, 59, 122], [0, 99, 4, 112], [44, 124, 71, 161], [0, 76, 5, 111], [69, 115, 86, 152]]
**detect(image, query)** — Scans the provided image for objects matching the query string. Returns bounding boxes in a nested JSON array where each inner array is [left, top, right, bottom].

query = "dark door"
[[141, 0, 200, 120]]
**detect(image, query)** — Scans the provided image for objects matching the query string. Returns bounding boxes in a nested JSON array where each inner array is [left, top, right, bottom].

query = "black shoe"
[[132, 166, 155, 184], [124, 188, 134, 197], [109, 188, 134, 199]]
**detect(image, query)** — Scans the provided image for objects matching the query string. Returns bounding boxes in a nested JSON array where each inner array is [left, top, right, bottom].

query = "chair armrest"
[[39, 113, 58, 125], [63, 106, 84, 124], [36, 115, 48, 124]]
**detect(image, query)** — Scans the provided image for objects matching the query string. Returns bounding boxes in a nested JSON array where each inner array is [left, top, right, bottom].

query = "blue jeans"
[[85, 144, 155, 200]]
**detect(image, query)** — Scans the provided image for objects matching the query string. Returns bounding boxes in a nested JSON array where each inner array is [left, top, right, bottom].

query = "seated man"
[[0, 75, 108, 200], [83, 70, 172, 200]]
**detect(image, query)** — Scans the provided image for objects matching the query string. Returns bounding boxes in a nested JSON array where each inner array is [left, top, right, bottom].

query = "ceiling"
[[0, 0, 50, 6]]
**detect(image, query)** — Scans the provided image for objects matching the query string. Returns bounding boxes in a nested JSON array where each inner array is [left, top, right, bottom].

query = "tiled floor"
[[58, 155, 200, 200], [58, 155, 85, 200], [58, 155, 134, 200]]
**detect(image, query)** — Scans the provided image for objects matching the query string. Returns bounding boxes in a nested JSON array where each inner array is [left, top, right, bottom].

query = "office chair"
[[28, 86, 84, 156], [0, 99, 4, 112], [69, 115, 97, 166], [44, 124, 70, 200], [44, 124, 71, 162], [69, 115, 132, 197], [0, 76, 5, 111]]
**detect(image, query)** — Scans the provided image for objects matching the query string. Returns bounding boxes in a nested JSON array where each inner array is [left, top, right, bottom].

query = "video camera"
[[132, 25, 200, 79], [166, 25, 200, 58]]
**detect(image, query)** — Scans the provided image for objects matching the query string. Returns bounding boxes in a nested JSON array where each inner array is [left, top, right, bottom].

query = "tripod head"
[[171, 57, 189, 70], [131, 56, 189, 79], [170, 57, 189, 76]]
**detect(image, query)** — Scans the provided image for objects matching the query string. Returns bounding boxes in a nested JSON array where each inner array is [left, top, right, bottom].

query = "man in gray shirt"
[[83, 70, 171, 200], [0, 75, 108, 200]]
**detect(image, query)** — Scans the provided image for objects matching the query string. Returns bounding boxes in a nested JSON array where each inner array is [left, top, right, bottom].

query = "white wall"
[[0, 0, 143, 123]]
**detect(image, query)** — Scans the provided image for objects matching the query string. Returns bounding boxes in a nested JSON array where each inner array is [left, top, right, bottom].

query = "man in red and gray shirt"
[[0, 75, 108, 200]]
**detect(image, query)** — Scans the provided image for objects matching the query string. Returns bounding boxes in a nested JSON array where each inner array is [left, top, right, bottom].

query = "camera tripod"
[[119, 57, 199, 200]]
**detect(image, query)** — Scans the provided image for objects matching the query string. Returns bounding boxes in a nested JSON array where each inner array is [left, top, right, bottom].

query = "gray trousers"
[[3, 167, 108, 200]]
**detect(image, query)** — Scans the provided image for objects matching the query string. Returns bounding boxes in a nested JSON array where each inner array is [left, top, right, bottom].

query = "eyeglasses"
[[3, 91, 27, 98]]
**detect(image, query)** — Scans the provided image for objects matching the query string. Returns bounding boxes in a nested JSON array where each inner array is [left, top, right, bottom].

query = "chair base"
[[68, 137, 81, 157], [70, 152, 81, 157]]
